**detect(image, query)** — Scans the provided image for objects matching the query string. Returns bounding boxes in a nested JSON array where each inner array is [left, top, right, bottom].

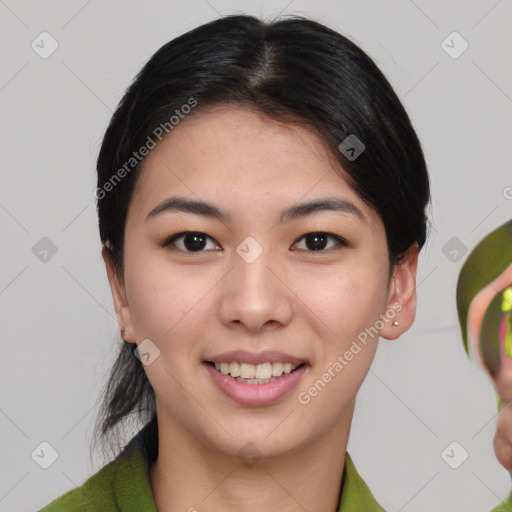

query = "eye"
[[161, 231, 348, 254], [162, 231, 221, 253], [292, 232, 348, 252]]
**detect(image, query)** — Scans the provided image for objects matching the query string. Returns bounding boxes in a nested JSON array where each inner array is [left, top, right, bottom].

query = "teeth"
[[229, 361, 240, 377], [241, 363, 256, 379], [235, 377, 278, 384], [272, 362, 283, 376], [214, 361, 299, 379]]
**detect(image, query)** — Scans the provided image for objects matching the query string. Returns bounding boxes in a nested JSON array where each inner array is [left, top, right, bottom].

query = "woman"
[[39, 14, 430, 511]]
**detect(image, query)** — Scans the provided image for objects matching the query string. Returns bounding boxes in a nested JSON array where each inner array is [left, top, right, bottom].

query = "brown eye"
[[292, 232, 348, 252], [161, 231, 347, 254], [162, 231, 221, 252]]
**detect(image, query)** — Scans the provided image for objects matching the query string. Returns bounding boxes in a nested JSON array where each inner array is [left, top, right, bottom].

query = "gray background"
[[1, 0, 511, 510]]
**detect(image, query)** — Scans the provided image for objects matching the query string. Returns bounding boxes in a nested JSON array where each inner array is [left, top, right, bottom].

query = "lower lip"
[[203, 362, 308, 407]]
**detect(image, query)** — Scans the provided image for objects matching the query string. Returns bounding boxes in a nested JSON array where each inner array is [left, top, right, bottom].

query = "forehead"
[[129, 106, 380, 228], [140, 106, 336, 181]]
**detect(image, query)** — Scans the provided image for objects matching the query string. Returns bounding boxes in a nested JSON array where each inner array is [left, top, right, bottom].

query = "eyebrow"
[[146, 196, 365, 224]]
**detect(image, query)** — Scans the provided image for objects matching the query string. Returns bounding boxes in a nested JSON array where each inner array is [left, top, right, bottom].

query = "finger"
[[494, 429, 512, 472]]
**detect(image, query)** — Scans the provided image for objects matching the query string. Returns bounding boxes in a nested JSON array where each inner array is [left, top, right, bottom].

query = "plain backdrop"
[[0, 1, 511, 511]]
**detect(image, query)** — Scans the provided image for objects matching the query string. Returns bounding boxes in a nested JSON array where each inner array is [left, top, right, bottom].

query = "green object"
[[503, 287, 512, 313], [456, 219, 512, 418], [479, 285, 512, 378], [456, 219, 512, 414], [456, 219, 512, 357], [490, 490, 512, 512], [37, 421, 386, 512], [455, 219, 512, 510], [502, 287, 512, 360]]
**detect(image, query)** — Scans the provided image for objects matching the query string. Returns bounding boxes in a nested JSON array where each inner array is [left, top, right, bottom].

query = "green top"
[[36, 421, 512, 511], [38, 423, 386, 511], [491, 492, 512, 512]]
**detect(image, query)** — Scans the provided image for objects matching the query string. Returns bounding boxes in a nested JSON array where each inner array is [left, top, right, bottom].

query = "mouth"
[[203, 360, 307, 384], [202, 360, 309, 406]]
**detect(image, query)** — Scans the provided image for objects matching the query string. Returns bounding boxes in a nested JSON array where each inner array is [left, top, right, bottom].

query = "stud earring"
[[392, 321, 399, 326]]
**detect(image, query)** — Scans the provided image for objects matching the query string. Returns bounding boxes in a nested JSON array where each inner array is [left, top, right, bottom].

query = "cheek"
[[124, 254, 205, 343], [300, 284, 383, 422], [324, 267, 386, 323], [304, 272, 386, 415], [125, 265, 216, 391], [302, 264, 388, 353]]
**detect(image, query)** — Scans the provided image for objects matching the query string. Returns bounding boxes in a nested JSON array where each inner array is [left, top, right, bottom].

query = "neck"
[[149, 403, 354, 512]]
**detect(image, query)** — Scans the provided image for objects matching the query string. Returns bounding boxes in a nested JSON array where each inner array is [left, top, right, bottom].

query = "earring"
[[121, 328, 126, 339], [392, 321, 399, 326]]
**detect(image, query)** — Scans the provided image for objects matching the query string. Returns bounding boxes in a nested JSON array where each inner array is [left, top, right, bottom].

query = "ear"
[[102, 244, 136, 344], [380, 241, 419, 341]]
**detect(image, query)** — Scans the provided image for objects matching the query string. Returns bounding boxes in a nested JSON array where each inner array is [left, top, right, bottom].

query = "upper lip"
[[204, 350, 306, 366]]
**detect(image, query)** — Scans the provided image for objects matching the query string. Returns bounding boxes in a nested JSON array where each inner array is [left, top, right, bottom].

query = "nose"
[[218, 245, 294, 333]]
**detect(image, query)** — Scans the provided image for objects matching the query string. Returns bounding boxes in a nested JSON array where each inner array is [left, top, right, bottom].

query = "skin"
[[467, 263, 512, 471], [102, 106, 419, 512]]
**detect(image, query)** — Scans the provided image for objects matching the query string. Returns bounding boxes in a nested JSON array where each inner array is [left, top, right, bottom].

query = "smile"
[[208, 361, 303, 382], [203, 361, 308, 406]]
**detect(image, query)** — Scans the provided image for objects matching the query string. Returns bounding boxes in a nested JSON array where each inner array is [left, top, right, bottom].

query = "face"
[[104, 106, 418, 458]]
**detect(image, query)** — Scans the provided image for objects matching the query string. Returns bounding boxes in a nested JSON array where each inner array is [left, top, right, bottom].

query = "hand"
[[495, 399, 512, 472]]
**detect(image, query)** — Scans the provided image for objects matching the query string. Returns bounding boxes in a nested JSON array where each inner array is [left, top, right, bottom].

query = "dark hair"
[[91, 13, 431, 463]]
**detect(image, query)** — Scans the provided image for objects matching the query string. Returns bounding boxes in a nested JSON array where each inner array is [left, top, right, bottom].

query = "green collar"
[[339, 452, 386, 511], [39, 435, 386, 512]]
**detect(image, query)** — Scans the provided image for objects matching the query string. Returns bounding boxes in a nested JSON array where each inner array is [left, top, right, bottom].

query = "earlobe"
[[101, 245, 136, 343], [380, 242, 419, 341]]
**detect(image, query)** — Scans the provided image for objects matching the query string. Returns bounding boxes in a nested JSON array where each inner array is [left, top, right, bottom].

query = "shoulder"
[[36, 437, 157, 512], [38, 417, 158, 512], [489, 490, 512, 512], [37, 455, 121, 512]]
